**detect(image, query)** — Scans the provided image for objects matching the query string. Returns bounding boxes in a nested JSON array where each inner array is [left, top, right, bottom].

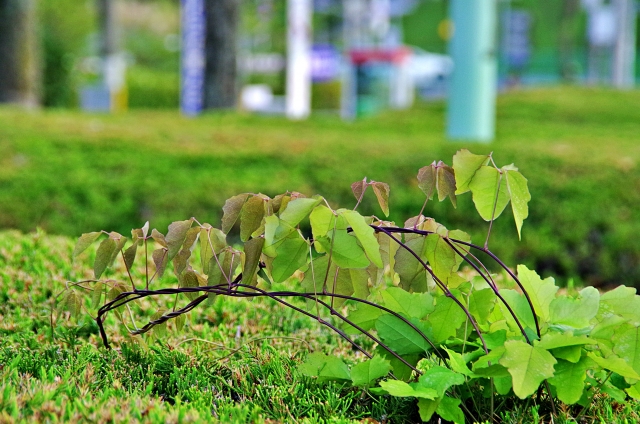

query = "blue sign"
[[181, 0, 206, 115], [311, 44, 341, 82]]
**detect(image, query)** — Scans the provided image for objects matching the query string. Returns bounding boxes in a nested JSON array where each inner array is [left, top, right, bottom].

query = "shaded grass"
[[1, 87, 640, 288]]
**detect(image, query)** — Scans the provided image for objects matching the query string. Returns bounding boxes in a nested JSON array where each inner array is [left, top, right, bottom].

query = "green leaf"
[[309, 205, 335, 241], [613, 324, 640, 376], [417, 398, 439, 422], [152, 248, 168, 279], [468, 166, 510, 222], [342, 210, 383, 268], [504, 169, 530, 239], [123, 239, 139, 271], [240, 195, 265, 242], [469, 288, 496, 325], [499, 340, 557, 399], [371, 182, 390, 216], [429, 296, 467, 343], [351, 356, 392, 386], [90, 282, 104, 308], [587, 352, 640, 380], [376, 314, 432, 355], [436, 396, 465, 424], [548, 357, 592, 405], [241, 237, 264, 286], [279, 197, 322, 227], [472, 346, 510, 378], [271, 234, 309, 283], [151, 229, 167, 247], [436, 161, 457, 207], [375, 347, 419, 381], [299, 352, 350, 382], [378, 380, 438, 399], [222, 193, 249, 234], [150, 309, 168, 338], [73, 232, 102, 259], [598, 286, 640, 324], [381, 287, 434, 319], [549, 287, 600, 328], [499, 289, 536, 331], [200, 227, 226, 274], [394, 237, 429, 292], [418, 365, 465, 397], [264, 215, 294, 256], [165, 219, 193, 261], [316, 230, 370, 269], [452, 149, 490, 194], [517, 264, 558, 322], [175, 314, 186, 332], [535, 332, 592, 350], [94, 237, 117, 279], [344, 304, 383, 334]]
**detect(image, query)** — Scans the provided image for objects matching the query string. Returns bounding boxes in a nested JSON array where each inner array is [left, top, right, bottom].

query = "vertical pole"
[[181, 0, 205, 115], [447, 0, 497, 142], [97, 0, 126, 111], [612, 0, 636, 88], [286, 0, 312, 120]]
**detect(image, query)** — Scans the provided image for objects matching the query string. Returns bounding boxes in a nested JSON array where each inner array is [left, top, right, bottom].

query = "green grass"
[[3, 228, 640, 422], [1, 87, 640, 288]]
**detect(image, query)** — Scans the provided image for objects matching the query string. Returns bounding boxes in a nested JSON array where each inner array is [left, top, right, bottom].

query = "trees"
[[0, 0, 40, 107]]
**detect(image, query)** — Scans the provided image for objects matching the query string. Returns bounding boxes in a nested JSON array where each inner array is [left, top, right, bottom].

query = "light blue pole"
[[447, 0, 498, 142]]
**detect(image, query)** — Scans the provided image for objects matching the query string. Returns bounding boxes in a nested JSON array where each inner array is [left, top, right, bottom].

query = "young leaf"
[[428, 296, 467, 343], [150, 309, 168, 338], [598, 285, 640, 324], [165, 219, 193, 261], [180, 269, 200, 301], [535, 332, 592, 351], [499, 340, 557, 399], [59, 290, 83, 319], [371, 182, 390, 216], [381, 287, 434, 319], [175, 314, 186, 332], [548, 357, 592, 405], [341, 210, 383, 268], [375, 314, 432, 355], [152, 248, 168, 279], [504, 169, 531, 239], [377, 380, 438, 399], [94, 237, 117, 279], [200, 227, 226, 274], [587, 352, 640, 380], [240, 195, 265, 242], [351, 178, 367, 202], [435, 396, 465, 424], [299, 352, 350, 382], [123, 240, 138, 271], [279, 197, 323, 228], [141, 221, 150, 238], [309, 205, 336, 240], [443, 347, 477, 377], [221, 193, 250, 234], [452, 149, 490, 194], [468, 166, 510, 222], [241, 237, 265, 286], [418, 366, 465, 397], [271, 234, 308, 283], [517, 264, 558, 321], [394, 237, 429, 293], [151, 229, 167, 247], [436, 161, 457, 207], [91, 282, 104, 308], [316, 230, 370, 269], [469, 288, 496, 325], [72, 232, 102, 259], [351, 356, 392, 387], [549, 286, 600, 328], [417, 162, 437, 199]]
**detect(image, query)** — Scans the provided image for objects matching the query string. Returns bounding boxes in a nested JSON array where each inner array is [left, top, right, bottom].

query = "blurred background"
[[1, 0, 640, 290]]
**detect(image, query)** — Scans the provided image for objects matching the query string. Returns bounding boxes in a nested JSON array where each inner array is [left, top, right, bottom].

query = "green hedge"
[[1, 87, 639, 288]]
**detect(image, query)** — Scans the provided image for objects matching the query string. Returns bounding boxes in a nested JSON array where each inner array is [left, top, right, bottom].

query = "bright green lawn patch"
[[0, 87, 639, 288]]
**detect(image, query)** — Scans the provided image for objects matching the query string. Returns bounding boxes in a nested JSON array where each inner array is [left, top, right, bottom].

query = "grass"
[[3, 227, 640, 422], [1, 87, 640, 288]]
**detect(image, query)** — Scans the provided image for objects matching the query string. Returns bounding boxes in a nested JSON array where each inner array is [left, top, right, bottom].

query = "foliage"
[[65, 149, 640, 423], [2, 88, 640, 288]]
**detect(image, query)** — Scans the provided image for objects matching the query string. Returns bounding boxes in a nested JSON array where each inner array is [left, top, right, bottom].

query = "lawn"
[[1, 87, 640, 286]]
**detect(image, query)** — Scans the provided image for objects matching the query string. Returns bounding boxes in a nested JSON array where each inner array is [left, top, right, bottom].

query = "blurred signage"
[[239, 53, 285, 74], [181, 0, 205, 116], [311, 45, 341, 82]]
